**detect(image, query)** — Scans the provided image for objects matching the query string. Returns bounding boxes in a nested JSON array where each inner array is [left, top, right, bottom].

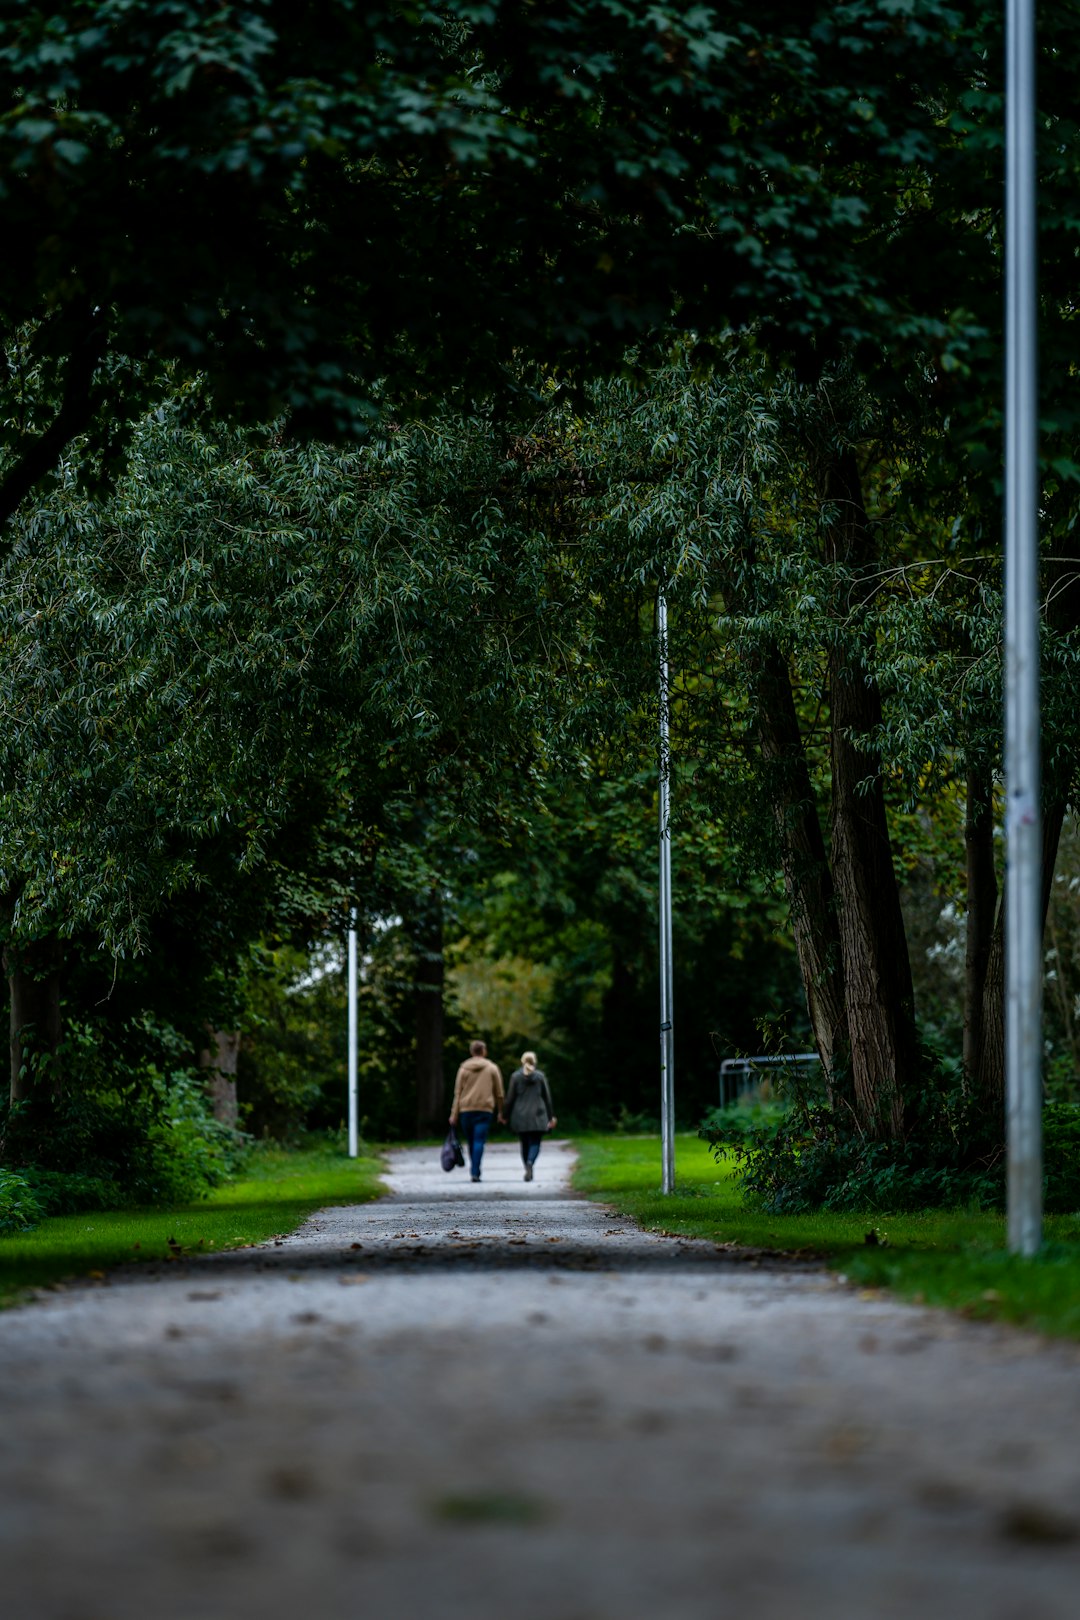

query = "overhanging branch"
[[0, 318, 107, 538]]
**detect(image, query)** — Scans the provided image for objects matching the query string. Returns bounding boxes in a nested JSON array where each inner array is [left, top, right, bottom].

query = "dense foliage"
[[704, 1091, 1080, 1216], [0, 1010, 250, 1217], [4, 6, 1080, 1214], [0, 396, 598, 946], [0, 1, 983, 529]]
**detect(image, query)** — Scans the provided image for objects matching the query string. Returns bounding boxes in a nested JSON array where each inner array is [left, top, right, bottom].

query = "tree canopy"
[[1, 1, 983, 528], [6, 4, 1080, 1216]]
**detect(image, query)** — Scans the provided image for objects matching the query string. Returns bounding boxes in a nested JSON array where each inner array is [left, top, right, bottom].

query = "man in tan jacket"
[[449, 1040, 504, 1183]]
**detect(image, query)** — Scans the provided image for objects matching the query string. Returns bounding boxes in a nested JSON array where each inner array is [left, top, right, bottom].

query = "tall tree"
[[0, 395, 604, 1126], [554, 348, 991, 1138]]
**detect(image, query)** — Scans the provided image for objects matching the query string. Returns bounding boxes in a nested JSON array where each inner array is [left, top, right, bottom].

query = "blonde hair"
[[521, 1051, 537, 1074]]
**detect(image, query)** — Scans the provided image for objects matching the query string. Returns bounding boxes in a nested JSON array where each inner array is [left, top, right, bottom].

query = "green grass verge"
[[0, 1141, 385, 1307], [572, 1133, 1080, 1340]]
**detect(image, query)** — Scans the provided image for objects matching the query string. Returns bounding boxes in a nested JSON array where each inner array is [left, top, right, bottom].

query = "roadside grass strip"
[[0, 1143, 384, 1307], [572, 1133, 1080, 1340]]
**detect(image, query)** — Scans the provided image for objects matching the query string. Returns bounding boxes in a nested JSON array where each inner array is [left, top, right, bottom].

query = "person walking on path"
[[501, 1051, 556, 1182], [449, 1040, 504, 1182]]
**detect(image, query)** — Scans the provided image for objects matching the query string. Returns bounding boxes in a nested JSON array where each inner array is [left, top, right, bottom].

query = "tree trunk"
[[963, 767, 997, 1084], [414, 898, 445, 1137], [822, 448, 918, 1139], [973, 796, 1068, 1111], [198, 1028, 241, 1128], [753, 640, 851, 1102], [6, 937, 62, 1105]]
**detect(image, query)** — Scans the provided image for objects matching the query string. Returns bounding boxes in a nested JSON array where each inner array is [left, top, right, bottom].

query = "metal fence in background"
[[718, 1053, 822, 1108]]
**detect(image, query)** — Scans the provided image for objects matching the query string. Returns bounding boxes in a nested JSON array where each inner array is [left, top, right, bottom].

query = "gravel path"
[[3, 1140, 1080, 1619]]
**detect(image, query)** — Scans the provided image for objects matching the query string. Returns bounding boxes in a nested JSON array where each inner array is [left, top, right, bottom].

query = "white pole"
[[658, 591, 675, 1194], [347, 913, 359, 1160], [1004, 0, 1042, 1255]]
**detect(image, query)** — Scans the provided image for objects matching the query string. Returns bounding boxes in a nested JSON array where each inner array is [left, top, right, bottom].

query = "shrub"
[[1, 1014, 250, 1211], [140, 1069, 250, 1204], [1044, 1103, 1080, 1212], [703, 1097, 1003, 1213], [20, 1168, 121, 1216], [699, 1098, 789, 1145], [703, 1070, 1080, 1215], [0, 1168, 44, 1233]]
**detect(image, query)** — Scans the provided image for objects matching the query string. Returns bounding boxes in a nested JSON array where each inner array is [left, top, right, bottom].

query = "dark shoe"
[[471, 1174, 481, 1183], [524, 1164, 534, 1182]]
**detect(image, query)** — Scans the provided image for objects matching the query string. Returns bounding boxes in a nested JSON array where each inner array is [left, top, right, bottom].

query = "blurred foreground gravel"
[[2, 1140, 1080, 1620]]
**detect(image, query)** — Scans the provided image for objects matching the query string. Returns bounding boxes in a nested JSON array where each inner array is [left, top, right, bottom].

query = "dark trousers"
[[519, 1131, 543, 1168], [458, 1110, 493, 1178]]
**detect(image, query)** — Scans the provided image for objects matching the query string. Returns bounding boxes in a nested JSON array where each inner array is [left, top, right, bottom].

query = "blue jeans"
[[519, 1131, 543, 1168], [458, 1111, 493, 1178]]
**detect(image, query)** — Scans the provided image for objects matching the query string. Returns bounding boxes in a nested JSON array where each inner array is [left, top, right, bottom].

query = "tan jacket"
[[450, 1055, 504, 1120]]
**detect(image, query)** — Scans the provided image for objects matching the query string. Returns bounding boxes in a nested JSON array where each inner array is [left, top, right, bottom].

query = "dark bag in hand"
[[441, 1127, 465, 1172]]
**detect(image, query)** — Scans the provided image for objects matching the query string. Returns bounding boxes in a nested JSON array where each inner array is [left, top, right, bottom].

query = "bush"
[[1, 1015, 251, 1211], [700, 1046, 1001, 1212], [1044, 1103, 1080, 1212], [19, 1168, 121, 1216], [0, 1168, 44, 1232], [699, 1098, 789, 1145], [141, 1069, 250, 1203], [703, 1098, 1003, 1213], [702, 1066, 1080, 1214]]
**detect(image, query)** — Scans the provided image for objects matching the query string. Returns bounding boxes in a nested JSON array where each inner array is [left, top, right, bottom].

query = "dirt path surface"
[[3, 1141, 1080, 1620]]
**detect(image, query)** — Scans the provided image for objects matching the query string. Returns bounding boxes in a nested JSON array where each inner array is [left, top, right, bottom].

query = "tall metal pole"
[[347, 913, 359, 1160], [1005, 0, 1042, 1255], [658, 592, 675, 1194]]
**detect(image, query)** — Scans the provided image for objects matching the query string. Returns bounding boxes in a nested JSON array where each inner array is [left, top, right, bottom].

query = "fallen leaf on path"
[[1000, 1501, 1079, 1544], [339, 1274, 371, 1286], [265, 1465, 318, 1501], [825, 1425, 868, 1462]]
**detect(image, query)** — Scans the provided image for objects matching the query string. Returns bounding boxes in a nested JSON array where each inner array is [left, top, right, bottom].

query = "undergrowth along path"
[[0, 1142, 384, 1306], [1, 1140, 1079, 1620]]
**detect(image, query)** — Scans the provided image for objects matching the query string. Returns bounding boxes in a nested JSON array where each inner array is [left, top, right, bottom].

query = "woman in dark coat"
[[500, 1051, 556, 1182]]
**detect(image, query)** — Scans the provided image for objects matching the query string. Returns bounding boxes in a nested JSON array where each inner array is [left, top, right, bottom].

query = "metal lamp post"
[[347, 912, 359, 1160], [1004, 0, 1042, 1255], [658, 592, 675, 1194]]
